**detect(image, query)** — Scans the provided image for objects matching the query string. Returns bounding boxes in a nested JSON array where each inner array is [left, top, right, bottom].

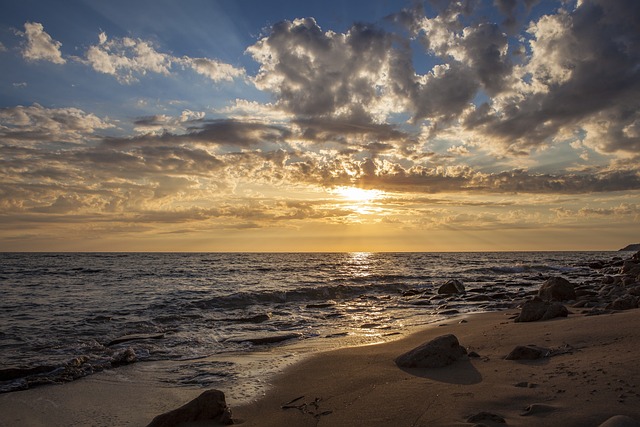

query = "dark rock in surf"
[[395, 334, 467, 368], [538, 277, 576, 301], [111, 347, 137, 366], [227, 333, 302, 345], [220, 313, 271, 323], [402, 289, 423, 297], [0, 365, 57, 382], [515, 297, 568, 322], [505, 345, 550, 360], [606, 294, 638, 311], [438, 279, 465, 295], [107, 333, 165, 346], [146, 389, 233, 427]]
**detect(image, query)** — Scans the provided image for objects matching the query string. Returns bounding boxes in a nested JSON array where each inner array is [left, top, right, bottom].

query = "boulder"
[[438, 279, 465, 295], [467, 411, 506, 423], [538, 277, 576, 301], [598, 415, 640, 427], [621, 261, 640, 277], [395, 334, 467, 368], [147, 389, 233, 427], [606, 294, 638, 311], [515, 297, 568, 322], [505, 345, 550, 360]]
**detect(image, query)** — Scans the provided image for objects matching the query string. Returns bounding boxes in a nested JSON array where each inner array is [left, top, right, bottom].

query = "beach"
[[2, 308, 639, 426]]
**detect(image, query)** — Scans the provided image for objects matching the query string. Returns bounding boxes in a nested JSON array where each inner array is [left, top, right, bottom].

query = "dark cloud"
[[464, 0, 640, 154], [103, 119, 290, 149]]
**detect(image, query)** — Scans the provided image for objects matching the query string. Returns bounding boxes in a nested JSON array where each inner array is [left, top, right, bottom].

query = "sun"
[[334, 186, 382, 203]]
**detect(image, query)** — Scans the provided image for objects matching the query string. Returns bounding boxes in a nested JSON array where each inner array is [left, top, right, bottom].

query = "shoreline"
[[234, 309, 640, 426], [1, 309, 639, 426]]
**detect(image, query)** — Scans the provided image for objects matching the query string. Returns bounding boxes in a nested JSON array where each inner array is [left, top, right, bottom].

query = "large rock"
[[395, 334, 467, 368], [438, 279, 465, 295], [606, 294, 639, 311], [598, 415, 640, 427], [538, 277, 576, 301], [515, 297, 568, 322], [505, 345, 550, 360], [147, 389, 233, 427], [621, 260, 640, 276]]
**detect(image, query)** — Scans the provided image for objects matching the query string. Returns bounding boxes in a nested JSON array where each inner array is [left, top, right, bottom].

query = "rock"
[[306, 301, 336, 308], [438, 279, 465, 295], [395, 334, 467, 368], [147, 389, 233, 427], [515, 297, 569, 322], [606, 294, 638, 311], [111, 347, 137, 366], [219, 313, 272, 323], [467, 411, 506, 423], [0, 365, 57, 382], [227, 333, 302, 345], [598, 415, 640, 427], [505, 345, 550, 360], [520, 403, 555, 416], [107, 333, 165, 346], [538, 277, 576, 301], [621, 261, 640, 276]]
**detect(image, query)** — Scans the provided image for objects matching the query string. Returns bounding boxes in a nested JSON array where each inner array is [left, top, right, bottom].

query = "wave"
[[466, 264, 578, 275], [190, 281, 419, 310]]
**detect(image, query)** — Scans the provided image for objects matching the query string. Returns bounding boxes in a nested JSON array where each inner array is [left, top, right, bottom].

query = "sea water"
[[0, 252, 619, 397]]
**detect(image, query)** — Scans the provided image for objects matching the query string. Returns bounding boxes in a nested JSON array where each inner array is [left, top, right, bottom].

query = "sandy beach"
[[1, 307, 639, 427]]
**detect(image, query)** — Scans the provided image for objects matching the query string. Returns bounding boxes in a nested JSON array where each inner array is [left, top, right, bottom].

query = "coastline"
[[1, 309, 639, 426], [234, 309, 640, 427]]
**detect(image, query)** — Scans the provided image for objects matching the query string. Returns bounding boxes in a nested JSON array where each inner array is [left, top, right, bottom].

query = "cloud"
[[85, 32, 172, 83], [0, 42, 7, 52], [103, 118, 290, 148], [246, 18, 413, 121], [20, 22, 66, 64], [180, 57, 245, 83], [458, 0, 640, 155], [84, 31, 245, 84], [0, 103, 113, 146], [133, 109, 205, 134]]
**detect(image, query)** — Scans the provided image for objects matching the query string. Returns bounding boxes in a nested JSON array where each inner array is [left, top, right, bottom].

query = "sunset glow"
[[0, 0, 638, 251]]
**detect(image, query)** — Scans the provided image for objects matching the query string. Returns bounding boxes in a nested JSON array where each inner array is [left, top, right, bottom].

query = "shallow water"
[[0, 251, 617, 394]]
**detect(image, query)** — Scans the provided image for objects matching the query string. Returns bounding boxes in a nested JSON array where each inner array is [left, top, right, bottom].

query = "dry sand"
[[1, 309, 639, 427]]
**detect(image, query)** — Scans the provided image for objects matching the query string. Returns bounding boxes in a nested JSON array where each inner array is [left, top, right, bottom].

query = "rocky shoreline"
[[145, 251, 640, 427]]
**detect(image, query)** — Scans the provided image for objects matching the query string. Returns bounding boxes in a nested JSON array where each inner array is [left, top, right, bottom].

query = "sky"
[[0, 0, 639, 252]]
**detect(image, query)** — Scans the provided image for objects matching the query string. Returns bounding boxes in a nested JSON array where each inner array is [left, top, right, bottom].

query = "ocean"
[[0, 251, 621, 398]]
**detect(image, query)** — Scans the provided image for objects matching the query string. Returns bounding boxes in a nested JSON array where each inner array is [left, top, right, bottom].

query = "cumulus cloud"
[[247, 18, 413, 121], [20, 22, 66, 64], [458, 0, 640, 155]]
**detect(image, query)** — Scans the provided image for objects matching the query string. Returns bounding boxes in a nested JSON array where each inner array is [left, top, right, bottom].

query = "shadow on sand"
[[398, 358, 483, 385]]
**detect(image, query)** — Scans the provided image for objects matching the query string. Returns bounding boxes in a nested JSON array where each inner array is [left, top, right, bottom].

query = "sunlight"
[[334, 187, 382, 203]]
